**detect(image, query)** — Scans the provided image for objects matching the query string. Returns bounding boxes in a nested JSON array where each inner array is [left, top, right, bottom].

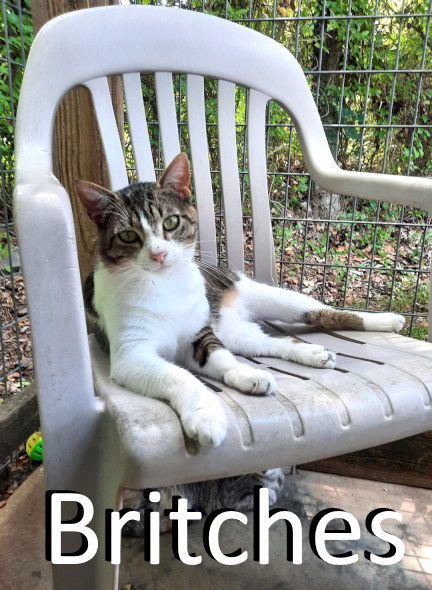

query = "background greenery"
[[1, 0, 32, 195], [1, 0, 431, 342]]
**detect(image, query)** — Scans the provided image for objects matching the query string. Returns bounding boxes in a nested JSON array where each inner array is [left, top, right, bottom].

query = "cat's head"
[[76, 153, 197, 272]]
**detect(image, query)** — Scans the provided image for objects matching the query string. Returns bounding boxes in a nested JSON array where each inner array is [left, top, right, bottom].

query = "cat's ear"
[[158, 152, 191, 199], [75, 180, 117, 225]]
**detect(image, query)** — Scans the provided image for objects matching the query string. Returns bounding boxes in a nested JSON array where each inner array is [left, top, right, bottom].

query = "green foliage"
[[0, 231, 10, 264], [4, 0, 431, 188], [0, 0, 33, 195]]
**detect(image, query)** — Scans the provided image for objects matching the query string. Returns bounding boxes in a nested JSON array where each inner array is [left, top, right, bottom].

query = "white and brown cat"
[[77, 152, 404, 450], [76, 153, 404, 530]]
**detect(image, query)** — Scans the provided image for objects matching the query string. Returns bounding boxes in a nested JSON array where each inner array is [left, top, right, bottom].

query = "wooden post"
[[32, 0, 123, 281]]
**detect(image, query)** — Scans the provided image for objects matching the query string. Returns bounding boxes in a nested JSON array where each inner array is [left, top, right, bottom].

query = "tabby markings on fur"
[[77, 152, 405, 449]]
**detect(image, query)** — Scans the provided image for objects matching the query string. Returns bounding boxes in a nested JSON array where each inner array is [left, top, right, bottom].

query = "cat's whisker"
[[194, 262, 233, 288], [195, 255, 223, 261], [195, 258, 231, 273], [176, 243, 232, 279], [194, 258, 225, 268], [226, 473, 250, 490], [195, 261, 226, 278]]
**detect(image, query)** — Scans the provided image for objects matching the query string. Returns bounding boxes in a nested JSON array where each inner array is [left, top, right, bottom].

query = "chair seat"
[[89, 326, 432, 490]]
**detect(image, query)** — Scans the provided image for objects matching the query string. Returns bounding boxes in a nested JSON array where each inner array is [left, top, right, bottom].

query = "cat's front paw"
[[257, 468, 285, 505], [223, 365, 276, 395], [292, 343, 336, 369], [232, 468, 285, 511], [182, 396, 228, 447], [361, 312, 405, 333]]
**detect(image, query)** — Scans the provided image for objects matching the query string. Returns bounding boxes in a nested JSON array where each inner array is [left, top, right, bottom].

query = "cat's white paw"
[[223, 365, 277, 395], [360, 312, 405, 333], [182, 397, 228, 447], [292, 343, 336, 369], [259, 469, 285, 506]]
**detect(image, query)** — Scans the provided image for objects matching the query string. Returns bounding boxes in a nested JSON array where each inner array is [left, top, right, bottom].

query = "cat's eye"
[[118, 230, 139, 244], [163, 215, 180, 231]]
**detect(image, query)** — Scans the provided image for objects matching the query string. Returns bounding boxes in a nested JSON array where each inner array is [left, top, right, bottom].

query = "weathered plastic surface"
[[13, 5, 432, 589], [90, 327, 432, 490]]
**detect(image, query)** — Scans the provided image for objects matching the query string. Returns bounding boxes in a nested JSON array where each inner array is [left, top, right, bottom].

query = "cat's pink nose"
[[150, 250, 167, 264]]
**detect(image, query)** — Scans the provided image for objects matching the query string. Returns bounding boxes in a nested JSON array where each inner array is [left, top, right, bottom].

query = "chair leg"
[[93, 480, 123, 590], [50, 473, 122, 590], [44, 414, 124, 590]]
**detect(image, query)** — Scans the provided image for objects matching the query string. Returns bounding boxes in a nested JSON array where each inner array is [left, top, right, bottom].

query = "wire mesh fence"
[[0, 0, 32, 401], [0, 0, 431, 403], [129, 0, 432, 341]]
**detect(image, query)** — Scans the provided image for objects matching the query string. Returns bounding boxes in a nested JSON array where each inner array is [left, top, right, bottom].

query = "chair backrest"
[[15, 5, 337, 285]]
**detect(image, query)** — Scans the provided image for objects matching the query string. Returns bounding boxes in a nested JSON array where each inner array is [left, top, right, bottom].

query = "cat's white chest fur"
[[93, 261, 209, 361]]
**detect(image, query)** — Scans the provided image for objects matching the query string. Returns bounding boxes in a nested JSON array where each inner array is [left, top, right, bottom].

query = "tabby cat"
[[77, 153, 404, 528]]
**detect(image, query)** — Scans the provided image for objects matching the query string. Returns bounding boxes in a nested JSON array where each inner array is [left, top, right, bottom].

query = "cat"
[[121, 468, 285, 536], [76, 152, 404, 527]]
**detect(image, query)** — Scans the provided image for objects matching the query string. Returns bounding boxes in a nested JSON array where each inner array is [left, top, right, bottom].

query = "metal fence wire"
[[1, 0, 431, 400], [0, 0, 32, 399]]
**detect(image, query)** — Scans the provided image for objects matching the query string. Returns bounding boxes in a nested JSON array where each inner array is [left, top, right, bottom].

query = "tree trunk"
[[32, 0, 123, 281]]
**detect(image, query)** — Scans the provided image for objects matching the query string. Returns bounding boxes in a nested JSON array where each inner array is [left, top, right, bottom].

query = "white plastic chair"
[[14, 5, 432, 589]]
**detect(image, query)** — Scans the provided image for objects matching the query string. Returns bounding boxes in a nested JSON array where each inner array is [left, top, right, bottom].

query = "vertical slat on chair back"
[[84, 77, 128, 191], [87, 73, 276, 283], [123, 73, 156, 182], [248, 90, 277, 284], [217, 81, 245, 273], [155, 72, 181, 167], [187, 74, 217, 265]]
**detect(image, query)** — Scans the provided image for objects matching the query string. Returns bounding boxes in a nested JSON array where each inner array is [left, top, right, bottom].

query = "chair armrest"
[[13, 179, 98, 436], [315, 163, 432, 211]]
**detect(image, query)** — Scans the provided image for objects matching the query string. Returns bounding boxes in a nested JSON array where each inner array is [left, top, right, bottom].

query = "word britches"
[[46, 487, 405, 567]]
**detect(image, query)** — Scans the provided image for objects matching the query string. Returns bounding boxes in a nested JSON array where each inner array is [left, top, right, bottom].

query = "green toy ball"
[[26, 431, 43, 461]]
